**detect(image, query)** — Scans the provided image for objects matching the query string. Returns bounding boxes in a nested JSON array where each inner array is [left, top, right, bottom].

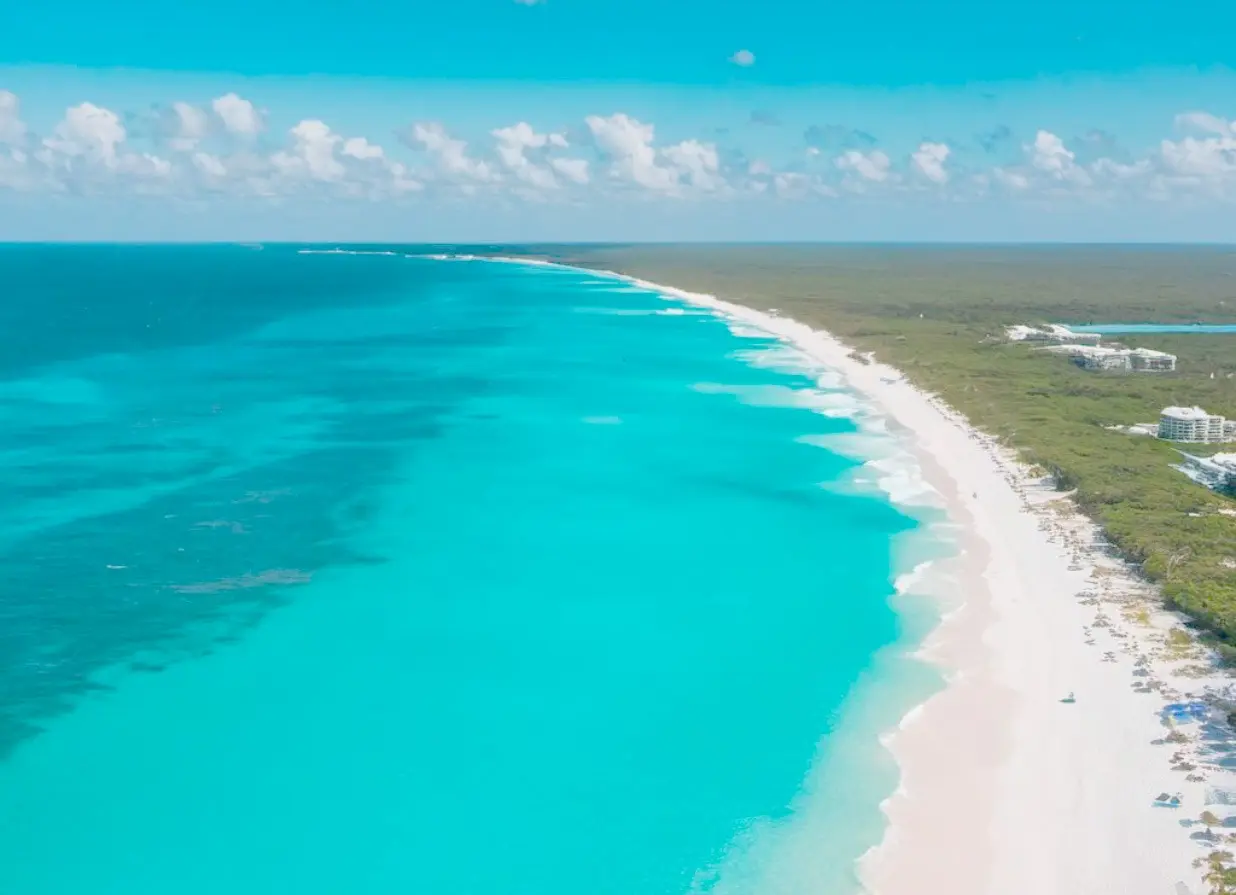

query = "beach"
[[544, 261, 1232, 895], [2, 245, 1228, 895]]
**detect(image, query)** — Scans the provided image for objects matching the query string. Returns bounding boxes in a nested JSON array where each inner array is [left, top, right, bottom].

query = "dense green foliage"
[[546, 246, 1236, 648]]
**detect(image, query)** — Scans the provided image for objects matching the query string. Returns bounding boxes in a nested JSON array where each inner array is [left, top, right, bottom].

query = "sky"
[[4, 0, 1236, 241]]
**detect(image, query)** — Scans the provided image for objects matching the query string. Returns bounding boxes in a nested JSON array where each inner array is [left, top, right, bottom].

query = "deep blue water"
[[0, 246, 942, 895], [1066, 323, 1236, 334]]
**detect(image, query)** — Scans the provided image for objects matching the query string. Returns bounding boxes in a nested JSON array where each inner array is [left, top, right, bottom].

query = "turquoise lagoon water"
[[1067, 323, 1236, 334], [0, 246, 947, 895]]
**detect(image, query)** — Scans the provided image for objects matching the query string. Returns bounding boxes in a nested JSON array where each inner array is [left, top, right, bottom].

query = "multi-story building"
[[1158, 406, 1228, 443], [1127, 348, 1178, 372], [1071, 347, 1132, 371], [1050, 344, 1178, 373]]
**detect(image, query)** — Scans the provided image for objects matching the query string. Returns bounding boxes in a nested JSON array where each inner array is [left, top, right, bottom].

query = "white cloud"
[[770, 171, 833, 199], [1092, 157, 1153, 181], [729, 49, 756, 67], [192, 152, 228, 178], [586, 113, 679, 192], [19, 90, 1236, 212], [993, 168, 1030, 191], [1022, 130, 1092, 189], [1029, 130, 1074, 175], [1174, 111, 1234, 136], [410, 122, 494, 183], [170, 102, 209, 151], [0, 91, 27, 144], [835, 149, 891, 182], [0, 147, 33, 189], [550, 156, 590, 185], [117, 152, 172, 180], [342, 137, 385, 161], [491, 122, 566, 190], [773, 171, 811, 197], [44, 103, 127, 165], [662, 139, 723, 191], [266, 121, 419, 197], [386, 160, 423, 193], [911, 141, 950, 184], [1159, 134, 1236, 180], [271, 119, 346, 182], [212, 93, 262, 137]]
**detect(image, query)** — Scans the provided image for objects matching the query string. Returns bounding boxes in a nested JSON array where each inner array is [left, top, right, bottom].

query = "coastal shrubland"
[[549, 245, 1236, 650]]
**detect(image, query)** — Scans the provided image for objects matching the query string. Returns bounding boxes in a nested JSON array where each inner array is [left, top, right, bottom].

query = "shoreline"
[[476, 254, 1226, 894]]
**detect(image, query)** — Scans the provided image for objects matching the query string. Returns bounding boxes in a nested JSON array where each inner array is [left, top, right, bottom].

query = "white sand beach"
[[680, 292, 1236, 895], [486, 255, 1236, 895]]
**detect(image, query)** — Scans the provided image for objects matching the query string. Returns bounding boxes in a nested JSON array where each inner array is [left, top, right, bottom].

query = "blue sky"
[[3, 0, 1236, 240]]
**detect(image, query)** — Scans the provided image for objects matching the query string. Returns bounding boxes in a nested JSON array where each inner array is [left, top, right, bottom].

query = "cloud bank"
[[3, 88, 1236, 214]]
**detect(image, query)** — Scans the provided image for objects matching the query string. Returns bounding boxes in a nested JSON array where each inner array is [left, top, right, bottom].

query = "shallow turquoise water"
[[0, 246, 943, 895]]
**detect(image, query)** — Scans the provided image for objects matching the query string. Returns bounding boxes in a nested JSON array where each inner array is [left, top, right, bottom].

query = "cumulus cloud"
[[550, 156, 589, 185], [212, 93, 262, 137], [1159, 131, 1236, 180], [169, 102, 210, 151], [408, 122, 494, 184], [13, 85, 1236, 212], [661, 139, 723, 191], [1029, 130, 1074, 174], [771, 171, 833, 199], [1175, 111, 1235, 136], [586, 113, 678, 191], [192, 152, 228, 178], [911, 141, 951, 184], [266, 120, 418, 196], [491, 122, 570, 190], [0, 91, 27, 144], [835, 149, 891, 183], [44, 103, 127, 165], [272, 119, 346, 182], [1027, 130, 1091, 187], [729, 49, 755, 67], [342, 137, 385, 161], [584, 113, 726, 195]]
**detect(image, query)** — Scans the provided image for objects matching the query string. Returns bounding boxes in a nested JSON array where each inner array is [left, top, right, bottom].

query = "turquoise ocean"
[[0, 245, 949, 895]]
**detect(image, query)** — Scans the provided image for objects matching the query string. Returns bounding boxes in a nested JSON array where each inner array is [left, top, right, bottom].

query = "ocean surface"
[[0, 245, 948, 895]]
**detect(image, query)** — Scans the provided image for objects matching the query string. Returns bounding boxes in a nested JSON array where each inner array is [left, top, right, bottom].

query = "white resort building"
[[1010, 323, 1178, 373], [1158, 406, 1229, 443], [1127, 348, 1178, 372], [1046, 344, 1178, 372], [1006, 324, 1102, 344], [1176, 452, 1236, 492]]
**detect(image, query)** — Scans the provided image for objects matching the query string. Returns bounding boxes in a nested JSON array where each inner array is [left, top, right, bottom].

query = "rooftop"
[[1162, 406, 1218, 421]]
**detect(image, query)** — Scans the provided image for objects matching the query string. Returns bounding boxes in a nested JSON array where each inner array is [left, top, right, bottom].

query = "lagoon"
[[1066, 323, 1236, 334]]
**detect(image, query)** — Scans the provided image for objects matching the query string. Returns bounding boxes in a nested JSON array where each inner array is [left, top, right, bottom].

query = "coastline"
[[481, 254, 1225, 894]]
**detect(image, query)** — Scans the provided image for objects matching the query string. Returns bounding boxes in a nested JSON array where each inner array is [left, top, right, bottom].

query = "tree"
[[1202, 850, 1236, 894]]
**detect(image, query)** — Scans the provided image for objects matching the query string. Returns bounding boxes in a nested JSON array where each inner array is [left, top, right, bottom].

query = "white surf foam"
[[437, 253, 965, 895], [691, 382, 863, 416], [297, 248, 400, 257]]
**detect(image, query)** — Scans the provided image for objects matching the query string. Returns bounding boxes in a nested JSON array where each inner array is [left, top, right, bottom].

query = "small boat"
[[1060, 692, 1076, 704]]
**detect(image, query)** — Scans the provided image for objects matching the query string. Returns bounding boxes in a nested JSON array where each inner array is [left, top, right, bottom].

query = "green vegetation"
[[541, 245, 1236, 649], [1197, 850, 1236, 894]]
